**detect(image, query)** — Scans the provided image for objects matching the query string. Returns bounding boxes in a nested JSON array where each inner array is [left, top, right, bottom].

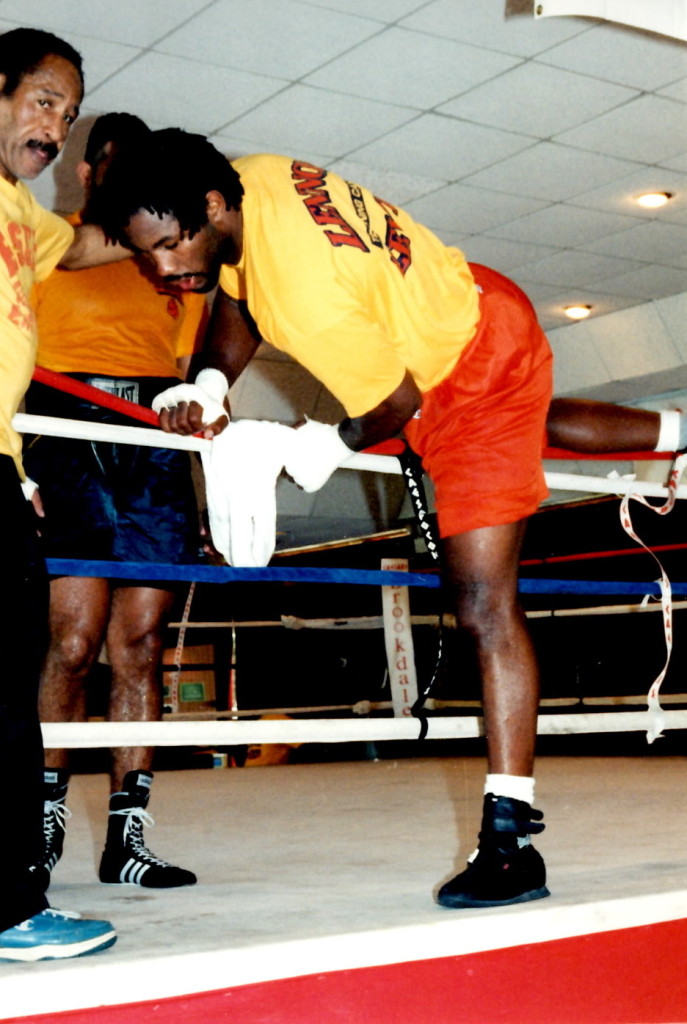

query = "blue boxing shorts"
[[23, 374, 199, 575]]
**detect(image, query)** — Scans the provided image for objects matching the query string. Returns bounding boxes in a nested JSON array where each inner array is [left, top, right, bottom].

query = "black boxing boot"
[[99, 770, 196, 888], [28, 769, 71, 893], [437, 793, 549, 909]]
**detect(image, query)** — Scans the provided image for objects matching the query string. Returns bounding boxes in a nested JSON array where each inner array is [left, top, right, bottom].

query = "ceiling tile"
[[0, 0, 212, 47], [490, 203, 641, 247], [536, 21, 687, 90], [505, 279, 571, 305], [399, 0, 589, 57], [566, 166, 687, 217], [298, 0, 426, 22], [536, 291, 640, 329], [348, 113, 535, 179], [439, 61, 637, 138], [515, 249, 646, 288], [402, 182, 548, 235], [304, 26, 520, 109], [460, 236, 560, 273], [586, 264, 687, 300], [553, 95, 687, 164], [660, 151, 687, 173], [579, 221, 687, 264], [657, 77, 687, 103], [74, 38, 142, 92], [158, 0, 380, 80], [462, 142, 640, 201], [222, 85, 417, 160], [87, 52, 285, 136]]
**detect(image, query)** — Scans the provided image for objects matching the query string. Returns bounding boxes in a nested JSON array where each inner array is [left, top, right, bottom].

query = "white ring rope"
[[20, 411, 687, 747], [14, 412, 687, 497], [13, 413, 401, 476], [41, 710, 687, 748]]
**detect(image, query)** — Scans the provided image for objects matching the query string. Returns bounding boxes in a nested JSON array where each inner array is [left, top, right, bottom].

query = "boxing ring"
[[6, 377, 687, 1023]]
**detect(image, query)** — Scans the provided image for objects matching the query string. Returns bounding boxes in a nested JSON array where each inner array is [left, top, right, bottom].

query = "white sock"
[[655, 409, 682, 452], [679, 412, 687, 453], [485, 773, 535, 806]]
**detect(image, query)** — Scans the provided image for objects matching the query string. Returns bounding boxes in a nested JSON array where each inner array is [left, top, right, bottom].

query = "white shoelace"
[[109, 807, 170, 866], [14, 908, 80, 931], [44, 798, 72, 839]]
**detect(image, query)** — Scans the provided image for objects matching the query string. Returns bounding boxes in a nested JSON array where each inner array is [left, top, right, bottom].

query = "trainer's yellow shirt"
[[34, 213, 207, 377], [220, 154, 480, 418], [0, 176, 74, 473]]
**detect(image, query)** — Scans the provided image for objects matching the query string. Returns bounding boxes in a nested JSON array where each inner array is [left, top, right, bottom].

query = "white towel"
[[201, 419, 295, 567]]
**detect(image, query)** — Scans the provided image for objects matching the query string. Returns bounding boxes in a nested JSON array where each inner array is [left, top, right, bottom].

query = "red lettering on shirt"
[[8, 222, 35, 270], [375, 197, 412, 276], [0, 229, 18, 277], [0, 220, 36, 330], [291, 161, 368, 251]]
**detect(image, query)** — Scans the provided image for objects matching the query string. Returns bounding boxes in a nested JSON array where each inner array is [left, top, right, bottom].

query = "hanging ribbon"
[[618, 453, 687, 742]]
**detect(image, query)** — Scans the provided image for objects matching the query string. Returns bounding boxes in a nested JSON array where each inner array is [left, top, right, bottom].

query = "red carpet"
[[13, 917, 687, 1024]]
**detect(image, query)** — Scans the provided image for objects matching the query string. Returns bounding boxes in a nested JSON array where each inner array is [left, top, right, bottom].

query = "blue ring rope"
[[45, 559, 441, 588], [44, 559, 687, 596], [520, 579, 687, 596]]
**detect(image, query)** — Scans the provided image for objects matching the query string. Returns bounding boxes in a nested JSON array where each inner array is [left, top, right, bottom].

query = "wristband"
[[195, 368, 229, 405], [655, 409, 681, 452]]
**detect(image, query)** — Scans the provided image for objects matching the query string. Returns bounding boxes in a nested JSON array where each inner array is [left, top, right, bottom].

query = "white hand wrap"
[[283, 419, 355, 493], [21, 477, 38, 501], [152, 368, 229, 426], [201, 419, 294, 567]]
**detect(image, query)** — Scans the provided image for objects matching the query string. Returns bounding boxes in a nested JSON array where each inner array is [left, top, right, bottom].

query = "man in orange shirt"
[[23, 115, 205, 891]]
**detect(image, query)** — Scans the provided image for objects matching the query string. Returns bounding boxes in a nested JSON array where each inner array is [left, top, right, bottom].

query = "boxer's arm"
[[156, 292, 261, 436], [58, 223, 131, 270], [338, 370, 421, 451]]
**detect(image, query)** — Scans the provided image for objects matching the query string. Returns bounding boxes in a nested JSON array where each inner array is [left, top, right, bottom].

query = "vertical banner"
[[534, 1, 687, 42], [381, 558, 419, 717]]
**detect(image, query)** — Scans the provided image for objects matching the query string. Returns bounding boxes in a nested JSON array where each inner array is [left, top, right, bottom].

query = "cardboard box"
[[162, 644, 216, 714]]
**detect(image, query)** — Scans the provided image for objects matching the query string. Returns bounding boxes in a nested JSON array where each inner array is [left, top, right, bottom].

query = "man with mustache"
[[0, 27, 126, 961]]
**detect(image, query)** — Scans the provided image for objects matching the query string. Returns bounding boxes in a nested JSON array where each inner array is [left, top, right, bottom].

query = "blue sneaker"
[[0, 908, 116, 961]]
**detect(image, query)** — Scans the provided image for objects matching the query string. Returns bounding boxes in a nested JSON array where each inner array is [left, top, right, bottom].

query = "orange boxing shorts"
[[403, 263, 552, 539]]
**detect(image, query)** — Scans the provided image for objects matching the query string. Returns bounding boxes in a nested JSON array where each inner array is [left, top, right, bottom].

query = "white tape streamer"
[[619, 453, 687, 743]]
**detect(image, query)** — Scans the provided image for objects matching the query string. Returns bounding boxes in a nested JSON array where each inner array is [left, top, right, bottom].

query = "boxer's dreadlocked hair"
[[94, 127, 244, 245], [84, 112, 149, 171]]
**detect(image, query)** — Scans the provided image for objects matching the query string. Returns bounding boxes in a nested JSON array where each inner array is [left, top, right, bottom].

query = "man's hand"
[[152, 368, 230, 438], [284, 420, 355, 492]]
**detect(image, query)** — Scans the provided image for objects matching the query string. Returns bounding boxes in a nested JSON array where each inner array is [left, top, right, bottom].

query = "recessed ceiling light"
[[564, 304, 592, 320], [635, 191, 673, 209]]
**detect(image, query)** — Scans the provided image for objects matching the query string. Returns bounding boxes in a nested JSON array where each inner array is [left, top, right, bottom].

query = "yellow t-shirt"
[[0, 177, 74, 473], [220, 154, 480, 418], [34, 213, 207, 377]]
